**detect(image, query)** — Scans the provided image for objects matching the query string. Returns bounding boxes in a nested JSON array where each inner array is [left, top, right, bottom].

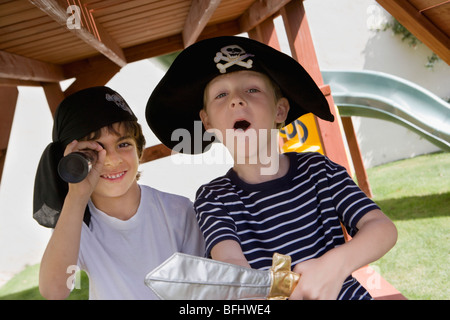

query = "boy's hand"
[[290, 255, 346, 300], [289, 210, 397, 300], [64, 140, 106, 197]]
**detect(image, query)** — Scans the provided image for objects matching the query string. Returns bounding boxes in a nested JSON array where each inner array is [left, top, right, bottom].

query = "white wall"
[[1, 0, 449, 281], [0, 86, 53, 282], [303, 0, 449, 168]]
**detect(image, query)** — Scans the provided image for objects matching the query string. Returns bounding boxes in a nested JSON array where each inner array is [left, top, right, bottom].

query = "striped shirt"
[[194, 152, 379, 300]]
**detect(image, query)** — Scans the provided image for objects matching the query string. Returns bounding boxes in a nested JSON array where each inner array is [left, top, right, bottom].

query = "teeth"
[[102, 172, 125, 179]]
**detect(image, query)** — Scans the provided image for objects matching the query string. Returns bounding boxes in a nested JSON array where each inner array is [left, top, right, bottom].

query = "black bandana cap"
[[146, 36, 334, 154], [33, 86, 137, 228]]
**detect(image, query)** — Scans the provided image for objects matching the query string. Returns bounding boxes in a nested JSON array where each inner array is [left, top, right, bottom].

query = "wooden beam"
[[41, 81, 65, 116], [29, 0, 127, 67], [0, 86, 18, 149], [62, 19, 241, 76], [280, 1, 322, 85], [281, 0, 351, 173], [61, 35, 184, 77], [183, 0, 221, 47], [341, 117, 373, 198], [0, 86, 18, 184], [124, 35, 184, 64], [376, 0, 450, 65], [239, 0, 291, 33], [197, 19, 242, 42], [62, 52, 118, 79], [0, 78, 42, 87], [64, 63, 120, 97], [140, 143, 172, 164], [248, 18, 281, 49], [0, 50, 64, 82]]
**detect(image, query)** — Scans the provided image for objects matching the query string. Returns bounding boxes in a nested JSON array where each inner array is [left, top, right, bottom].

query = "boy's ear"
[[275, 97, 290, 123], [199, 109, 211, 130]]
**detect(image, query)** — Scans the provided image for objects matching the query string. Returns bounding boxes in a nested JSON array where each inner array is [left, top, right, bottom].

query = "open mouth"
[[233, 120, 251, 131]]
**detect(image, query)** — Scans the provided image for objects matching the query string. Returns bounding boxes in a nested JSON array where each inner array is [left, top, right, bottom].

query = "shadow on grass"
[[376, 192, 450, 221]]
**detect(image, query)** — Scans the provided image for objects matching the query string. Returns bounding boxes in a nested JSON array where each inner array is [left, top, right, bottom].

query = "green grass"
[[0, 264, 42, 300], [0, 152, 448, 300], [0, 264, 89, 300], [366, 152, 449, 300]]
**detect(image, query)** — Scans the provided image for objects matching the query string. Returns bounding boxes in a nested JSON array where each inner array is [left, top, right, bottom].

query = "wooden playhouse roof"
[[0, 0, 449, 176], [0, 0, 292, 87], [1, 0, 448, 88]]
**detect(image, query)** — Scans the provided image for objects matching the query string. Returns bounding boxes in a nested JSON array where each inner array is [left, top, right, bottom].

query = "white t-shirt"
[[77, 184, 205, 299]]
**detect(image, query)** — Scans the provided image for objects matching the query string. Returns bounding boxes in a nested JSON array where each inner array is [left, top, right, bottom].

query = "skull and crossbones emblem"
[[105, 93, 133, 115], [214, 45, 254, 73]]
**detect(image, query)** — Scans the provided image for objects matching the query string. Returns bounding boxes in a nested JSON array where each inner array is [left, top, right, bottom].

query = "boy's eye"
[[215, 92, 227, 99], [247, 88, 260, 93], [118, 142, 132, 148]]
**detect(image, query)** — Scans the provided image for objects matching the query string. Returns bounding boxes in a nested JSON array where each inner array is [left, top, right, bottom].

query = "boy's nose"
[[230, 94, 246, 108], [231, 101, 244, 108], [104, 150, 122, 166]]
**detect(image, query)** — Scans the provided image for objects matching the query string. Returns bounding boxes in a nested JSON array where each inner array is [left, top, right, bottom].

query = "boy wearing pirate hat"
[[34, 86, 204, 299], [146, 36, 397, 300]]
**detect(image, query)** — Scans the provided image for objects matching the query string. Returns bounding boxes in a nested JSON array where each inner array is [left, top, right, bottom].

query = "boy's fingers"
[[91, 149, 106, 173], [63, 140, 78, 156], [63, 140, 103, 157], [96, 149, 106, 165]]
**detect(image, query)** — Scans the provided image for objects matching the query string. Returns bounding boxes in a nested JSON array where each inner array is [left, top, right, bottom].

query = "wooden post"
[[248, 18, 281, 50], [42, 82, 65, 117], [40, 59, 121, 118], [341, 117, 373, 198], [280, 0, 351, 173], [0, 86, 19, 184], [64, 65, 121, 97]]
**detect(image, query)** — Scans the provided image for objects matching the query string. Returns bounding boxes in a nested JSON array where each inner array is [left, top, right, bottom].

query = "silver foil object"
[[145, 253, 270, 300], [145, 252, 300, 300]]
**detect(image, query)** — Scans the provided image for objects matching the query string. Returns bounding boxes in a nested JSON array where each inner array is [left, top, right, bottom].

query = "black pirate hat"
[[146, 36, 333, 154]]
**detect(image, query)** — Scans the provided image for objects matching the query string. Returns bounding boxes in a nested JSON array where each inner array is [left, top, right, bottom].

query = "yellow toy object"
[[280, 113, 324, 155]]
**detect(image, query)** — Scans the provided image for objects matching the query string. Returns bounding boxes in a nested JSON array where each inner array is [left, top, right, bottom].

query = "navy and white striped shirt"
[[194, 152, 379, 300]]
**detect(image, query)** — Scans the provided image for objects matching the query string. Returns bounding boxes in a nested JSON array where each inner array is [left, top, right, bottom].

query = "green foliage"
[[382, 18, 442, 69], [383, 19, 420, 47]]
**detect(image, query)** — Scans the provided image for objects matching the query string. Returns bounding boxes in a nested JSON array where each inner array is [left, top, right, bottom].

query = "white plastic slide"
[[322, 70, 450, 151]]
